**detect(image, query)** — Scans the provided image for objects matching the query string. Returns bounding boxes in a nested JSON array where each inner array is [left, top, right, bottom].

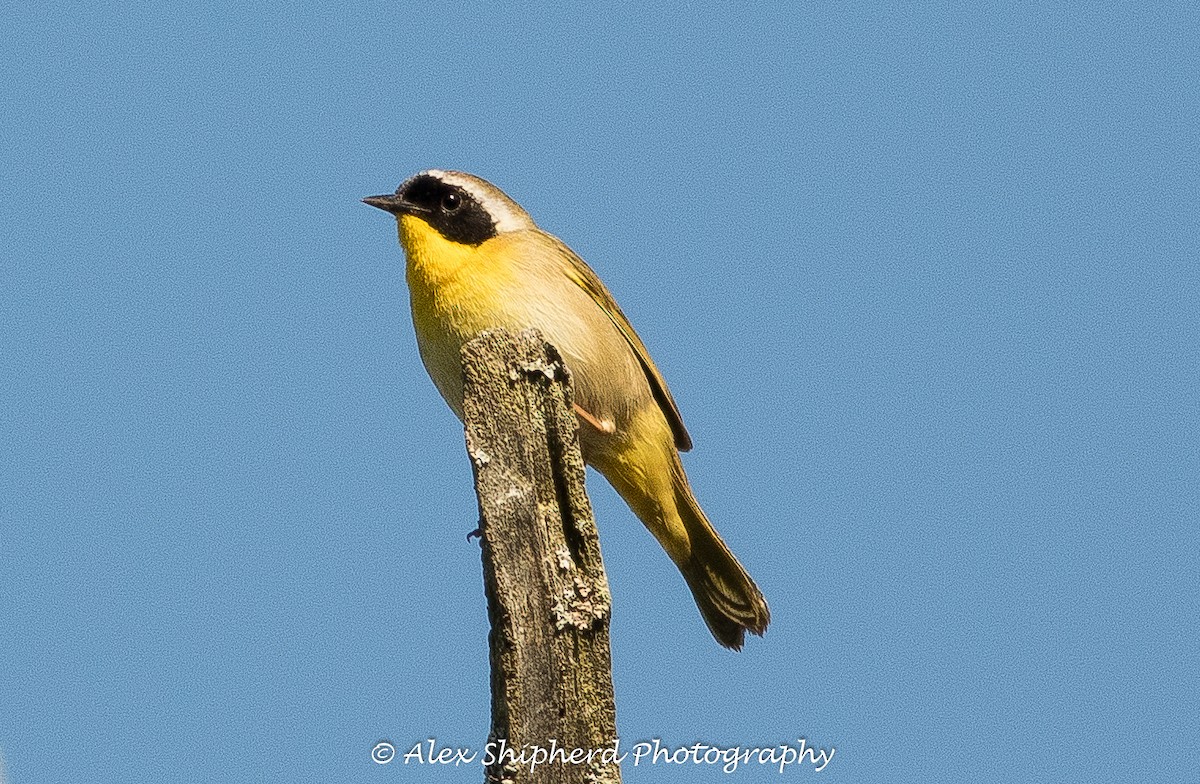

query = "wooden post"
[[461, 329, 621, 784]]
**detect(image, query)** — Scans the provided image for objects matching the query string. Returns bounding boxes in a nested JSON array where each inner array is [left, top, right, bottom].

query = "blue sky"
[[2, 2, 1196, 782]]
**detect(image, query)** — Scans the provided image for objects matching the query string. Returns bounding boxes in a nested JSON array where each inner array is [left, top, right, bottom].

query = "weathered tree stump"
[[461, 329, 621, 784]]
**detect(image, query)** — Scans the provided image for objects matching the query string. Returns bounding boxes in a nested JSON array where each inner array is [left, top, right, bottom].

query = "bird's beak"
[[362, 193, 405, 214]]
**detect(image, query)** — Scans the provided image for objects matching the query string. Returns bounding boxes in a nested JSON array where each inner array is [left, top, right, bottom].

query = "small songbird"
[[364, 171, 769, 649]]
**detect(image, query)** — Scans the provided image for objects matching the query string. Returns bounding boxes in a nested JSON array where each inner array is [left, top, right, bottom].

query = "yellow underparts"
[[590, 406, 693, 565], [397, 214, 525, 412]]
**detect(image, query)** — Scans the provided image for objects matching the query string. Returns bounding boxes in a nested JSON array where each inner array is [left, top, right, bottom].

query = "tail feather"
[[675, 481, 770, 650], [586, 411, 770, 650]]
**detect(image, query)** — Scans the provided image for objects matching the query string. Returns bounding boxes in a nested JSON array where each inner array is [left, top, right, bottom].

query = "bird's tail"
[[593, 425, 770, 649], [671, 471, 770, 650]]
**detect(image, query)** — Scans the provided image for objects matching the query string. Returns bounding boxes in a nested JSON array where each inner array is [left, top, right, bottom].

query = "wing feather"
[[555, 239, 693, 451]]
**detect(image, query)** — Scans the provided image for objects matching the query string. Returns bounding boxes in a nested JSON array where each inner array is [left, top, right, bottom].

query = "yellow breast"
[[399, 214, 525, 417]]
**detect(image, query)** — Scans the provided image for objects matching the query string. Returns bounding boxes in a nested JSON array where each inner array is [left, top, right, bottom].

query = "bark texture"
[[461, 329, 621, 784]]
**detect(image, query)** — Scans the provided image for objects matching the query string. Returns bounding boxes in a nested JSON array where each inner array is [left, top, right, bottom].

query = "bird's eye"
[[441, 192, 462, 212]]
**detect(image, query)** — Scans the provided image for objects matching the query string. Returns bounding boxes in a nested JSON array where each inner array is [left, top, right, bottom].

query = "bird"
[[363, 170, 769, 649]]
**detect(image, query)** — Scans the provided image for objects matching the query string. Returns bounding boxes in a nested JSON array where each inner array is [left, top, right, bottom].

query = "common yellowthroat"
[[364, 170, 769, 649]]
